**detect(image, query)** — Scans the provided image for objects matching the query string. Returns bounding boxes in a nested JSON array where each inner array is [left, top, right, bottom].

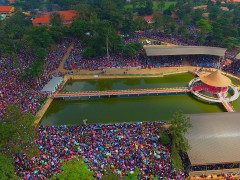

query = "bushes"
[[159, 135, 171, 145]]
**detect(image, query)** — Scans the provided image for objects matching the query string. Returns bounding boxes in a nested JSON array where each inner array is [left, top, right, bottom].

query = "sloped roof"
[[42, 77, 63, 92], [0, 6, 13, 12], [32, 14, 50, 24], [200, 70, 231, 87], [186, 112, 240, 166], [32, 10, 77, 24], [143, 46, 227, 56], [144, 16, 153, 21]]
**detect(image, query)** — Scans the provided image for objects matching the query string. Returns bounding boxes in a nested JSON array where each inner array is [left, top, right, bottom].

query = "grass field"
[[124, 1, 177, 11]]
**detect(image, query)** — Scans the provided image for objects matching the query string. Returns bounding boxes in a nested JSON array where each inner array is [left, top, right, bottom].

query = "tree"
[[121, 17, 135, 35], [158, 0, 165, 12], [178, 25, 189, 38], [169, 111, 192, 170], [70, 20, 90, 38], [50, 12, 63, 27], [83, 47, 96, 57], [0, 153, 19, 180], [196, 19, 212, 32], [163, 4, 175, 16], [159, 135, 171, 145], [125, 168, 140, 180], [122, 43, 143, 57], [223, 36, 240, 49], [4, 11, 32, 39], [169, 111, 192, 152], [145, 0, 153, 15], [53, 159, 95, 180], [192, 9, 204, 23], [134, 16, 148, 30], [196, 19, 212, 42], [90, 20, 122, 55], [49, 26, 67, 43], [25, 26, 53, 49], [0, 104, 38, 157], [208, 4, 221, 20]]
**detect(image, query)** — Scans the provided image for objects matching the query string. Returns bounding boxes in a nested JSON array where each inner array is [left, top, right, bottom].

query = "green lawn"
[[124, 1, 176, 11]]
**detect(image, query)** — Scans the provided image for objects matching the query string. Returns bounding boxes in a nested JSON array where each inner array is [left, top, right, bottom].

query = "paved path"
[[217, 92, 235, 112], [49, 41, 74, 75]]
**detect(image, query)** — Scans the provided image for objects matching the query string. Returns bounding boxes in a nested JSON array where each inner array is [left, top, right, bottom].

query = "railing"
[[53, 87, 191, 98]]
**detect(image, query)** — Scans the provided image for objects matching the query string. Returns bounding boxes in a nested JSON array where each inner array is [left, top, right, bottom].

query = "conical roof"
[[200, 70, 231, 87]]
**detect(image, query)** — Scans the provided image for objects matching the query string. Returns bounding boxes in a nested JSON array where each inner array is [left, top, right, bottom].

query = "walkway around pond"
[[193, 71, 236, 112], [52, 87, 191, 99], [217, 92, 236, 112]]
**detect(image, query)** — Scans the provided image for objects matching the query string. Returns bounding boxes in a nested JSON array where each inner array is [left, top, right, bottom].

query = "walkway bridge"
[[52, 87, 191, 99], [217, 92, 236, 112]]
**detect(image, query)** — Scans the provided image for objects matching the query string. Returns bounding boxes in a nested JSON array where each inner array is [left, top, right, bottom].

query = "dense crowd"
[[13, 122, 186, 179], [44, 39, 72, 73], [123, 30, 218, 47], [223, 60, 240, 75], [64, 38, 185, 70], [2, 30, 239, 120], [1, 31, 240, 180], [191, 163, 240, 171], [0, 39, 71, 120], [64, 30, 239, 71], [188, 55, 220, 68]]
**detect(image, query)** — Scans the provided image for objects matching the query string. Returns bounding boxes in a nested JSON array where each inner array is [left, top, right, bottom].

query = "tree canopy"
[[0, 104, 38, 157], [52, 158, 95, 180], [169, 111, 193, 170]]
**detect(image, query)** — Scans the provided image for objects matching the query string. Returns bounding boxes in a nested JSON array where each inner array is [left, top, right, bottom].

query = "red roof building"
[[0, 6, 15, 19], [144, 16, 154, 24], [32, 10, 77, 26]]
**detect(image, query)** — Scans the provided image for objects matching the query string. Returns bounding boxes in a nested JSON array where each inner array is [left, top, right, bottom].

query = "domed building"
[[189, 70, 239, 103]]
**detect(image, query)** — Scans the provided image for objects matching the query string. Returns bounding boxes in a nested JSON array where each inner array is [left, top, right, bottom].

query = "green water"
[[41, 73, 236, 126], [41, 95, 224, 126], [61, 73, 195, 92]]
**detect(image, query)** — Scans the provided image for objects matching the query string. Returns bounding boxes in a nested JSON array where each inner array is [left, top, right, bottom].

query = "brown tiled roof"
[[32, 10, 77, 24]]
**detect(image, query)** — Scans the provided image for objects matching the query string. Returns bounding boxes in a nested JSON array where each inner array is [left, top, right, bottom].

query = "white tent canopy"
[[186, 112, 240, 166], [144, 46, 227, 57], [41, 77, 63, 93]]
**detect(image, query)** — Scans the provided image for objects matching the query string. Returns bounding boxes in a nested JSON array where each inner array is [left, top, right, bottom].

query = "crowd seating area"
[[0, 39, 72, 120], [223, 60, 240, 75], [1, 30, 240, 179], [11, 122, 186, 179]]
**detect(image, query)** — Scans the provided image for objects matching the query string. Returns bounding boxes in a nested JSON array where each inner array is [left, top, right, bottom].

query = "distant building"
[[32, 10, 77, 26], [193, 5, 208, 10], [144, 15, 154, 24], [0, 5, 14, 19]]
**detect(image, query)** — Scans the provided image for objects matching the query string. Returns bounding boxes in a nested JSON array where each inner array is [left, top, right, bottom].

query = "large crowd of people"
[[12, 122, 186, 179], [188, 55, 220, 68], [0, 39, 71, 120], [64, 30, 240, 72], [1, 30, 240, 120], [1, 30, 240, 179]]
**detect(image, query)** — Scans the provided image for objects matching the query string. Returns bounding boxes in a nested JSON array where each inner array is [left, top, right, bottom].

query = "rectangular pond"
[[40, 73, 238, 126]]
